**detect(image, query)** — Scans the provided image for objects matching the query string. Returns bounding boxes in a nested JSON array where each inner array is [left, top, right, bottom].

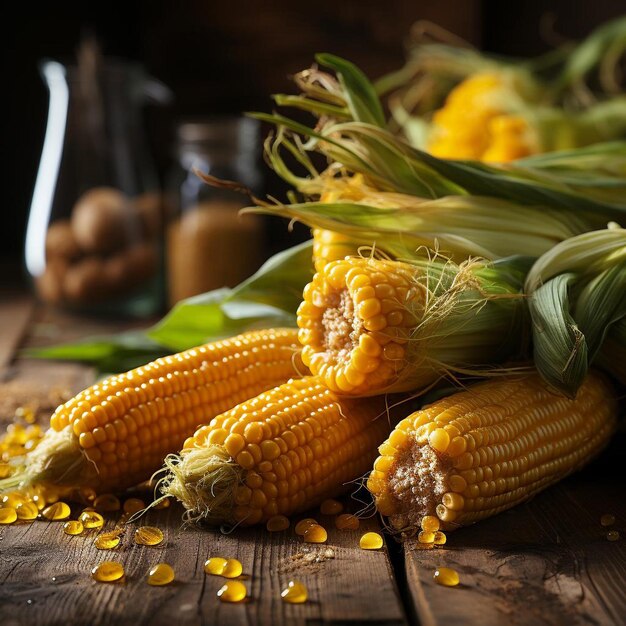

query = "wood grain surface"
[[1, 301, 625, 626]]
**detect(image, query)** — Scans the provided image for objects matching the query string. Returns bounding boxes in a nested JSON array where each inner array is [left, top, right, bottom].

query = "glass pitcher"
[[25, 54, 170, 317]]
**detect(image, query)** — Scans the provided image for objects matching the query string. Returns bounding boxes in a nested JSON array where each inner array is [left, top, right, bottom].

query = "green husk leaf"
[[529, 273, 588, 397]]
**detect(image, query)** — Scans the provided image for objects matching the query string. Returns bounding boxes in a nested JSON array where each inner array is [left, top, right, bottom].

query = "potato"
[[63, 257, 109, 303], [45, 220, 81, 261], [132, 192, 162, 240], [35, 259, 68, 304], [71, 187, 138, 254]]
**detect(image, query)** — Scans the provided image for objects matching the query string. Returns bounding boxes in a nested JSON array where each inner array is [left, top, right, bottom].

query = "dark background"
[[3, 0, 624, 286]]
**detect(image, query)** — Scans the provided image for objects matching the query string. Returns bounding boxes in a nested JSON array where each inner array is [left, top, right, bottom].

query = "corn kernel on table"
[[0, 298, 624, 626]]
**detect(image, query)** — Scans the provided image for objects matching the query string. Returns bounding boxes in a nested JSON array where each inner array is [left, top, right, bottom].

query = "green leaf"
[[316, 53, 386, 127], [529, 273, 588, 397]]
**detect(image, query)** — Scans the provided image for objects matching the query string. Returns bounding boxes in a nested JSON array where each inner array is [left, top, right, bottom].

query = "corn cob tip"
[[0, 426, 95, 494], [160, 446, 242, 526]]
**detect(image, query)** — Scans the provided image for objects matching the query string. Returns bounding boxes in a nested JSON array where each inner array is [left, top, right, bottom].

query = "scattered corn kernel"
[[204, 557, 228, 576], [94, 494, 121, 512], [123, 498, 145, 515], [222, 559, 243, 578], [217, 580, 247, 603], [80, 487, 97, 503], [0, 507, 17, 524], [153, 497, 171, 510], [79, 511, 104, 529], [91, 561, 124, 582], [134, 526, 164, 546], [266, 515, 290, 532], [63, 520, 84, 536], [418, 531, 436, 544], [360, 531, 383, 550], [303, 524, 327, 543], [335, 513, 360, 530], [295, 518, 317, 536], [2, 493, 26, 509], [16, 502, 39, 521], [606, 530, 620, 542], [600, 514, 616, 527], [320, 499, 343, 515], [433, 567, 460, 587], [147, 563, 175, 586], [281, 580, 308, 604], [42, 502, 71, 521], [433, 531, 447, 545], [421, 515, 440, 533], [94, 530, 123, 550]]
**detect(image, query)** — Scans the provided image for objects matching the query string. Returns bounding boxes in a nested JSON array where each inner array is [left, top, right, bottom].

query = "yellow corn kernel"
[[204, 557, 227, 576], [421, 516, 440, 533], [42, 502, 71, 521], [2, 493, 26, 509], [134, 526, 164, 546], [360, 532, 383, 550], [153, 497, 171, 510], [0, 507, 17, 524], [80, 511, 104, 529], [606, 530, 620, 542], [147, 563, 175, 586], [281, 580, 308, 604], [94, 530, 123, 550], [320, 499, 343, 515], [266, 515, 290, 532], [433, 531, 447, 545], [217, 580, 247, 603], [63, 520, 84, 535], [15, 502, 39, 521], [91, 561, 124, 582], [0, 463, 11, 478], [303, 524, 327, 544], [222, 559, 243, 578], [418, 531, 435, 544], [295, 518, 318, 536], [335, 513, 360, 530]]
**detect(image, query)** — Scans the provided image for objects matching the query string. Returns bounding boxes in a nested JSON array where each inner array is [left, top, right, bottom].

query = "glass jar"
[[25, 55, 170, 317], [166, 118, 265, 306]]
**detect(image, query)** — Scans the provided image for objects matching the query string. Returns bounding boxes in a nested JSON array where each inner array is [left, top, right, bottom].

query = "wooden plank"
[[0, 293, 34, 375], [0, 302, 408, 626], [403, 436, 626, 626]]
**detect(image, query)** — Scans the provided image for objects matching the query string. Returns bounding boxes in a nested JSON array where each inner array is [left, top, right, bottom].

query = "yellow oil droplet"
[[42, 502, 71, 521], [600, 514, 616, 527], [266, 515, 290, 532], [433, 531, 447, 545], [222, 559, 243, 579], [94, 494, 121, 512], [0, 507, 17, 524], [320, 499, 343, 515], [147, 563, 175, 586], [303, 524, 327, 544], [123, 498, 145, 515], [418, 531, 436, 544], [281, 580, 308, 604], [433, 567, 460, 587], [335, 513, 360, 531], [79, 511, 104, 529], [134, 526, 164, 546], [204, 557, 227, 576], [91, 561, 124, 582], [360, 532, 383, 550], [217, 580, 247, 603], [63, 520, 84, 536], [16, 501, 39, 521], [294, 518, 317, 536], [94, 530, 123, 550], [606, 530, 620, 542]]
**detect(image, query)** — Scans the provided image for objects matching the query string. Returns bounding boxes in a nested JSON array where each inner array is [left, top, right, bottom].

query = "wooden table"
[[1, 299, 624, 626]]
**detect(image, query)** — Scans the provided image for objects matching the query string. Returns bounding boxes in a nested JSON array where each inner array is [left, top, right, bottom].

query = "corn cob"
[[0, 329, 303, 494], [367, 371, 617, 533], [161, 376, 394, 526], [297, 256, 525, 396]]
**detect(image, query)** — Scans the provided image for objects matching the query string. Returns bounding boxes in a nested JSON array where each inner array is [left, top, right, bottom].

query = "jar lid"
[[176, 117, 259, 156]]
